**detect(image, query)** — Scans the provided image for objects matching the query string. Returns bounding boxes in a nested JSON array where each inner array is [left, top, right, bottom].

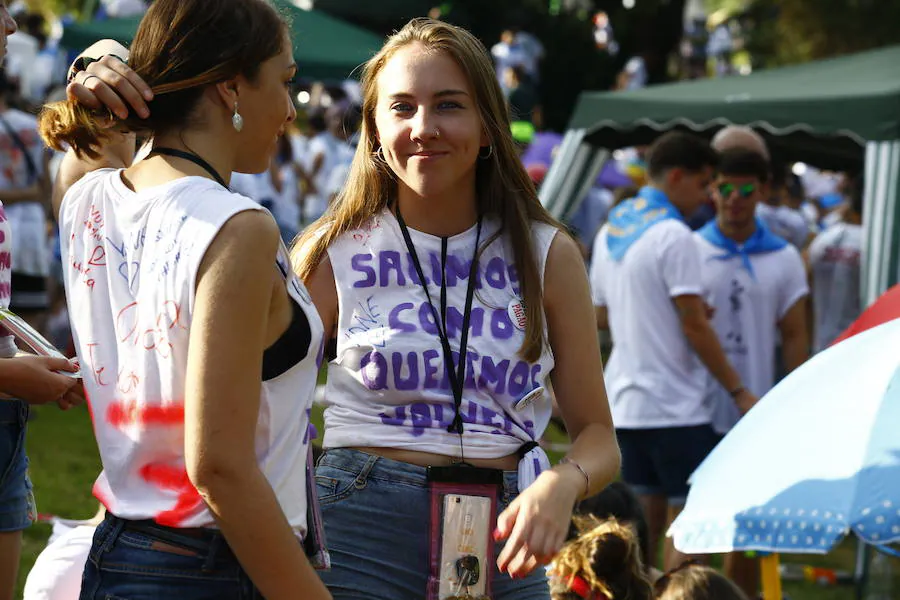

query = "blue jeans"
[[315, 448, 550, 600], [79, 514, 262, 599], [0, 400, 34, 532]]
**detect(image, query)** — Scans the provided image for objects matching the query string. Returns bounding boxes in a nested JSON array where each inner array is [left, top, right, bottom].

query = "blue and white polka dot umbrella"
[[670, 317, 900, 555]]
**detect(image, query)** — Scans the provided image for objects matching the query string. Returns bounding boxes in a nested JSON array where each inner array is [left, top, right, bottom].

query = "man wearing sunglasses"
[[696, 148, 809, 439], [711, 125, 812, 250], [694, 148, 809, 598]]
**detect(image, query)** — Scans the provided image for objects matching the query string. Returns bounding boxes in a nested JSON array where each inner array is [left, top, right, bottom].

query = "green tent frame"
[[541, 44, 900, 306], [60, 1, 385, 81]]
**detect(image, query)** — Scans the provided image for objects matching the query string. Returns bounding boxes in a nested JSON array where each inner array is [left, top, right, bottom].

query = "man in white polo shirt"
[[590, 131, 757, 571]]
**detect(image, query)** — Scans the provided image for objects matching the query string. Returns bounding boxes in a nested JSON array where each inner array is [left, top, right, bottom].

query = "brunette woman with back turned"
[[39, 1, 331, 598]]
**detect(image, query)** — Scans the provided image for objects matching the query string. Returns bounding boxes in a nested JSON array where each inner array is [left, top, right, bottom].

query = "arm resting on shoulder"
[[184, 211, 330, 600], [50, 39, 152, 219]]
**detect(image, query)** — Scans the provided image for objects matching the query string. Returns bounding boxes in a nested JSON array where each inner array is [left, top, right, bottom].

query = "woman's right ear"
[[212, 80, 240, 116]]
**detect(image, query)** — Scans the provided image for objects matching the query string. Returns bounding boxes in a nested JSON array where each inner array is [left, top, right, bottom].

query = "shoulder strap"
[[0, 113, 39, 185]]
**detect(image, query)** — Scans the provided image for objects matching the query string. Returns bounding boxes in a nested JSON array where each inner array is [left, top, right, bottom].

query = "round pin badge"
[[507, 298, 526, 331], [514, 386, 544, 412]]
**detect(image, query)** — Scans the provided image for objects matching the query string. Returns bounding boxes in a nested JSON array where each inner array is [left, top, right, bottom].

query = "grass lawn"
[[18, 405, 101, 599], [14, 403, 882, 599]]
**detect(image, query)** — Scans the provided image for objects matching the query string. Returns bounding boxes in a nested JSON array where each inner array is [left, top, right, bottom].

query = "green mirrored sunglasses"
[[717, 182, 757, 198]]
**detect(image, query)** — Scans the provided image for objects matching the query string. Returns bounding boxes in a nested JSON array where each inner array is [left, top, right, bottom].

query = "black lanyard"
[[395, 206, 483, 446], [149, 147, 229, 190]]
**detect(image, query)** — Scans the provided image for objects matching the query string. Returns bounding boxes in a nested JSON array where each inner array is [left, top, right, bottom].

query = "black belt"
[[112, 515, 225, 550], [106, 514, 237, 569]]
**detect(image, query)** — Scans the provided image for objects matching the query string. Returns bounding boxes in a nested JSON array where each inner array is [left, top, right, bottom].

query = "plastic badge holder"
[[0, 308, 80, 378], [427, 466, 502, 600]]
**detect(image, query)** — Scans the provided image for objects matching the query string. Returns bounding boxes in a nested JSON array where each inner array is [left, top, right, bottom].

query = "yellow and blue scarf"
[[607, 186, 683, 261]]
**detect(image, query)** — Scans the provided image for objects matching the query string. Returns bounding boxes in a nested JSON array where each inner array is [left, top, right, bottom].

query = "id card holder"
[[426, 466, 502, 600]]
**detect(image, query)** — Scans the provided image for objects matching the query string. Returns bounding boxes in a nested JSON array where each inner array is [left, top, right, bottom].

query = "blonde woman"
[[293, 18, 619, 599]]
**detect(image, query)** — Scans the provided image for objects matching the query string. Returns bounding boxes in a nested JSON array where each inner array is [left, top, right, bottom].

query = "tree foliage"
[[713, 0, 900, 67], [29, 0, 79, 15]]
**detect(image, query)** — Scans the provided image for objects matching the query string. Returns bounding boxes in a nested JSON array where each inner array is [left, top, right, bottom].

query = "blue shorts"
[[315, 448, 550, 600], [80, 513, 262, 599], [616, 424, 720, 505], [0, 400, 36, 532]]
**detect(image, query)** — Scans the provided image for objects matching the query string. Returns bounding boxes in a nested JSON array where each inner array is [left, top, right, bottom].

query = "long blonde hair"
[[291, 17, 561, 362], [550, 516, 654, 600]]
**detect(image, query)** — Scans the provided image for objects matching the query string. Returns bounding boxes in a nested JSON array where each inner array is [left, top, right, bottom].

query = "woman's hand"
[[67, 51, 153, 120], [494, 466, 584, 577], [0, 355, 81, 405], [57, 382, 86, 411], [50, 46, 148, 220]]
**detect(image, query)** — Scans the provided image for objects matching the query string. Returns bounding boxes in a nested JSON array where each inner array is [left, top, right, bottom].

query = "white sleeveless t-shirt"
[[323, 208, 558, 461], [60, 169, 323, 533]]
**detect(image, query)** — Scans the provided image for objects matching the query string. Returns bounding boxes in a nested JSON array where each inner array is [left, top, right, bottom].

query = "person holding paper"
[[0, 4, 81, 598]]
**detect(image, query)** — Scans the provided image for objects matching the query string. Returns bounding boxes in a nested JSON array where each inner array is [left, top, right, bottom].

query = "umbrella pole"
[[854, 541, 870, 600], [760, 554, 783, 600]]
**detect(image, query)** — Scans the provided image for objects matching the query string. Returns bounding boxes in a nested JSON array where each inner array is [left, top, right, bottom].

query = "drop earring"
[[232, 102, 244, 133]]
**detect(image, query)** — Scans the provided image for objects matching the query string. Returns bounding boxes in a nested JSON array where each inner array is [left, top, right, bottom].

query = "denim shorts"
[[79, 513, 262, 600], [616, 424, 720, 505], [0, 400, 36, 532], [315, 448, 550, 600]]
